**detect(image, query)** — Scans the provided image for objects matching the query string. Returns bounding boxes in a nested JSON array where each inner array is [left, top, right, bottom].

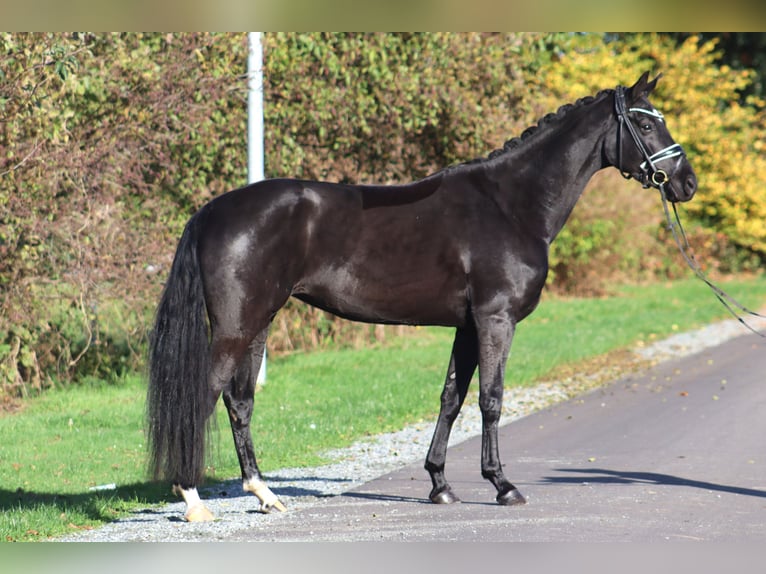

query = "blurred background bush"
[[2, 32, 764, 396]]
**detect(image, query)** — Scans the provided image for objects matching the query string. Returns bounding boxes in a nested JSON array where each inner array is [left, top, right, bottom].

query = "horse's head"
[[611, 72, 697, 203]]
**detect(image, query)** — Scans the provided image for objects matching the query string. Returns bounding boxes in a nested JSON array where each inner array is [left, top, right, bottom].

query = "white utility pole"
[[248, 32, 267, 384]]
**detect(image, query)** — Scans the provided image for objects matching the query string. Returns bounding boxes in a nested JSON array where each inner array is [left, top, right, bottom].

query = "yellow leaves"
[[543, 32, 766, 259]]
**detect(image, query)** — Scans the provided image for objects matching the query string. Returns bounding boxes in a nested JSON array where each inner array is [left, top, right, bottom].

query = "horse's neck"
[[487, 103, 611, 244]]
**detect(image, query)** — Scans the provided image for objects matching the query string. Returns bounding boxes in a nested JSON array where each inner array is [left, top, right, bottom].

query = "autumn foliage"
[[1, 32, 764, 395]]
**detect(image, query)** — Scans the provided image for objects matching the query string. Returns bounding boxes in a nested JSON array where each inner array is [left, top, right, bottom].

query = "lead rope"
[[658, 186, 766, 337]]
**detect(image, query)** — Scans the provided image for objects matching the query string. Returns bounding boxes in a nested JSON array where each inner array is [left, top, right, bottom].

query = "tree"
[[3, 33, 764, 396], [668, 33, 766, 99]]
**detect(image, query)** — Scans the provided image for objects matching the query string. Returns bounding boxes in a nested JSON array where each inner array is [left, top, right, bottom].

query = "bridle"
[[614, 85, 685, 191], [614, 84, 766, 337]]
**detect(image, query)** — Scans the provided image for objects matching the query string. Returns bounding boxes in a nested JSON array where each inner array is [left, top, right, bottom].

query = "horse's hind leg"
[[424, 325, 478, 503], [176, 329, 264, 522], [223, 326, 286, 513]]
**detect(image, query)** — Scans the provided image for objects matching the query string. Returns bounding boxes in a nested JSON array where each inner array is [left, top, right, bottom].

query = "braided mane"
[[460, 88, 614, 167]]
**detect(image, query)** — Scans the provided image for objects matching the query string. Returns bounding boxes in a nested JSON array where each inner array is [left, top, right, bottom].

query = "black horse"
[[147, 72, 697, 521]]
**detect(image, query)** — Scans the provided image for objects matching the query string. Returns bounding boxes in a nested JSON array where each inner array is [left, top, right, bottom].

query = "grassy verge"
[[1, 276, 764, 541]]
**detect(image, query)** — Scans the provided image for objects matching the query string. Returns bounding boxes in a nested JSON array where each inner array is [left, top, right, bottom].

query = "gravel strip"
[[58, 315, 764, 542]]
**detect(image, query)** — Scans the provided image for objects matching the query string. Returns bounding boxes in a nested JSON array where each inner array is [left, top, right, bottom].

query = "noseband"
[[614, 85, 685, 190]]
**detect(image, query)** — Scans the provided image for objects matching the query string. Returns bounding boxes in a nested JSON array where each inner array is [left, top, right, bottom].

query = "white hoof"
[[243, 478, 287, 513], [176, 486, 216, 522], [185, 503, 215, 522]]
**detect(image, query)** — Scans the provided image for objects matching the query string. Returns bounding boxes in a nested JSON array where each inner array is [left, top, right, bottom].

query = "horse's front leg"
[[477, 312, 527, 506], [425, 325, 478, 503]]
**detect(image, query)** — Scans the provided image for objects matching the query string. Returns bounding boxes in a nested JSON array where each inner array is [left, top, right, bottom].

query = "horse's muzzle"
[[666, 170, 697, 203]]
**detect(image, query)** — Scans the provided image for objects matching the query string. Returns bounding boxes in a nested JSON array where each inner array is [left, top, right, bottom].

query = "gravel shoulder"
[[57, 315, 764, 542]]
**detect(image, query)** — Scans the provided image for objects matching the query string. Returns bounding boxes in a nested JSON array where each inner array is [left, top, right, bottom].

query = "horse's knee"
[[478, 395, 502, 424]]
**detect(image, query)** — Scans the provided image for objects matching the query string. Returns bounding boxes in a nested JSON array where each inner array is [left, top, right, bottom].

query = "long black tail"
[[147, 213, 211, 487]]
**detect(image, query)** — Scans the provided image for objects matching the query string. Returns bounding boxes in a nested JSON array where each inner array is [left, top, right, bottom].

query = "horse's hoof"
[[497, 488, 527, 506], [260, 499, 287, 513], [185, 504, 215, 522], [430, 488, 461, 504], [243, 478, 287, 513]]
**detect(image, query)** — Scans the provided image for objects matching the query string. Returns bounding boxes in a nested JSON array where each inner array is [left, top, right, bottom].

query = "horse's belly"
[[293, 271, 468, 327]]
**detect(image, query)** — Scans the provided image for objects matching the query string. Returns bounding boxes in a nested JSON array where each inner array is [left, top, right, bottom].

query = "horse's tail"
[[147, 212, 211, 487]]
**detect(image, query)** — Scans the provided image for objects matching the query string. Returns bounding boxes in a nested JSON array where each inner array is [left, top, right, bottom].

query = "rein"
[[659, 189, 766, 337], [614, 85, 766, 338]]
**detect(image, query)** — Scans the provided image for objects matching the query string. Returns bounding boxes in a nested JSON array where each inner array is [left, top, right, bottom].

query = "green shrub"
[[2, 33, 764, 396]]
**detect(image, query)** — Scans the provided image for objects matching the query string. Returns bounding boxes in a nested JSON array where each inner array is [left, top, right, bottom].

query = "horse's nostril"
[[685, 175, 697, 195]]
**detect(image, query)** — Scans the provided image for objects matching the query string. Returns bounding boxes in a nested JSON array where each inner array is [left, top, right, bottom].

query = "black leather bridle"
[[614, 85, 686, 190]]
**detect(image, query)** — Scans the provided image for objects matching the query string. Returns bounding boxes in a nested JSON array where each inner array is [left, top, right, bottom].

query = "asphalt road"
[[225, 332, 766, 542]]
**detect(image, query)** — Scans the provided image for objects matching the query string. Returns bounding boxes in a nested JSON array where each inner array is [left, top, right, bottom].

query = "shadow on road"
[[543, 468, 766, 498], [341, 491, 432, 504], [340, 491, 501, 507]]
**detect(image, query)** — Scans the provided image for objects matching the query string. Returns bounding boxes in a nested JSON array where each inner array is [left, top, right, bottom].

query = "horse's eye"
[[640, 122, 652, 132]]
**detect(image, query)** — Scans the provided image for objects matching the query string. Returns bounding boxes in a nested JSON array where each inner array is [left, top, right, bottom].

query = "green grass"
[[1, 276, 765, 541]]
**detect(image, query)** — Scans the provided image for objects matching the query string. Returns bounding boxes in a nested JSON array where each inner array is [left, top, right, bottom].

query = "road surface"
[[225, 332, 766, 541]]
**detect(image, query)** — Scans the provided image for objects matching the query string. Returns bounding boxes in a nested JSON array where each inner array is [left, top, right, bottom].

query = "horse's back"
[[194, 175, 475, 326], [197, 175, 450, 264]]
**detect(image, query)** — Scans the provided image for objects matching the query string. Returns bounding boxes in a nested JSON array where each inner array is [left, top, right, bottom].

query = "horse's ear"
[[629, 71, 662, 101]]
